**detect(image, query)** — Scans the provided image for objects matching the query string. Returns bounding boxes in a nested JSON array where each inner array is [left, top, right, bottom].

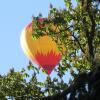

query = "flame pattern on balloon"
[[20, 19, 62, 74]]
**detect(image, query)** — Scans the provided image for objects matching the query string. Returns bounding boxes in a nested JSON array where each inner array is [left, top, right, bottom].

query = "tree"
[[0, 0, 100, 100]]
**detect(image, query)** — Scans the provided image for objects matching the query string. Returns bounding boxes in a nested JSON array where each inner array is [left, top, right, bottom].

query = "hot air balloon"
[[20, 18, 63, 75]]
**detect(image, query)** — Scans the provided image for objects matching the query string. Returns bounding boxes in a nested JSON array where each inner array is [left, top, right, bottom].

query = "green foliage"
[[0, 0, 100, 99]]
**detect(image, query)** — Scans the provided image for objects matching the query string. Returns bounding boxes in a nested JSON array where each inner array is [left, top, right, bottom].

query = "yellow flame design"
[[32, 36, 60, 55]]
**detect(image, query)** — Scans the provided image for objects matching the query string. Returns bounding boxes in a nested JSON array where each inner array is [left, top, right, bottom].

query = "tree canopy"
[[0, 0, 100, 100]]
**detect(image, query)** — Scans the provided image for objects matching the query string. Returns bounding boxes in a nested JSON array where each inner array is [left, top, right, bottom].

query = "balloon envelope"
[[20, 18, 62, 74]]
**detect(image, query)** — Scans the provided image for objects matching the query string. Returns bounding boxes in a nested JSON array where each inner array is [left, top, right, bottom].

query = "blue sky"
[[0, 0, 76, 82]]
